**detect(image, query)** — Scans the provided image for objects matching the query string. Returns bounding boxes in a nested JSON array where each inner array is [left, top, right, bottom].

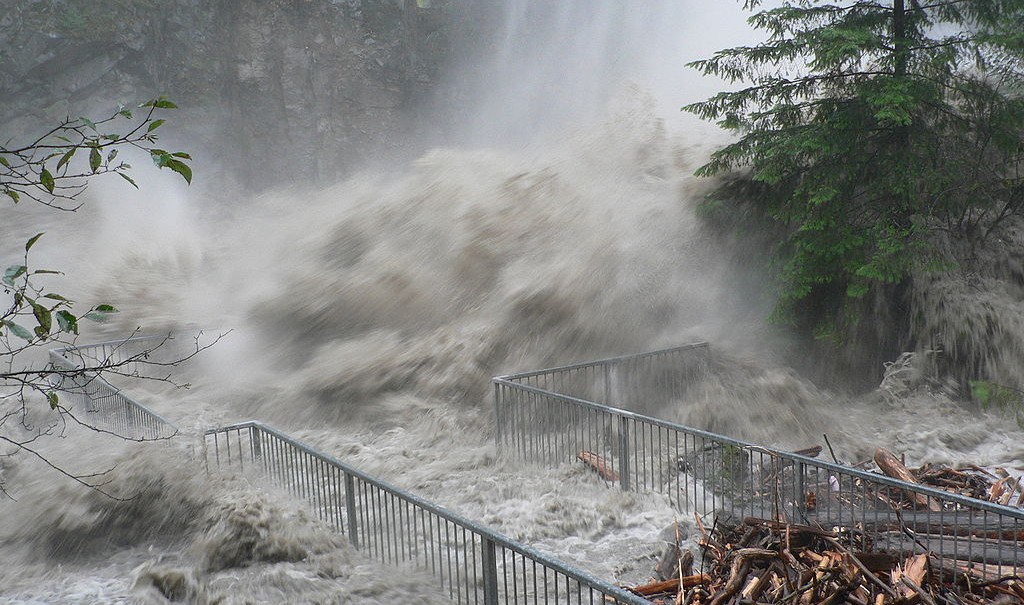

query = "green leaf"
[[0, 156, 10, 168], [84, 304, 116, 323], [3, 265, 26, 286], [4, 189, 19, 203], [25, 232, 44, 252], [42, 293, 69, 302], [79, 116, 98, 131], [150, 150, 170, 168], [56, 148, 76, 173], [55, 309, 78, 334], [83, 305, 117, 322], [147, 119, 166, 132], [40, 168, 55, 193], [47, 391, 59, 409], [143, 97, 178, 109], [118, 172, 139, 189], [31, 301, 52, 334], [107, 148, 118, 163], [171, 152, 192, 160], [165, 159, 193, 184], [89, 147, 102, 173], [6, 321, 32, 340]]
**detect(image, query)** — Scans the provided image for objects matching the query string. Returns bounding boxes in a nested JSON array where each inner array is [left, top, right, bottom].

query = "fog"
[[3, 2, 1024, 603]]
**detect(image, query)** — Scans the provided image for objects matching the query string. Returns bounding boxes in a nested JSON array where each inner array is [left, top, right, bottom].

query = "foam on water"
[[4, 1, 1024, 602]]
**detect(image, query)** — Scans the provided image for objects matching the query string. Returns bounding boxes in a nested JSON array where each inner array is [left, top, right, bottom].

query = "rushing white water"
[[4, 2, 1024, 603]]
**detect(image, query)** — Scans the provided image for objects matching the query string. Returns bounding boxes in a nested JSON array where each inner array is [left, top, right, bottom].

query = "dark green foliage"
[[686, 0, 1024, 337]]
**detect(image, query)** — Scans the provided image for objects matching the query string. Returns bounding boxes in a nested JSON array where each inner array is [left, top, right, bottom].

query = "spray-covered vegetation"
[[687, 1, 1024, 351]]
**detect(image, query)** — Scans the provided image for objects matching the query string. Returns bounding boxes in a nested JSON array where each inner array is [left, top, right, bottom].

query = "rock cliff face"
[[0, 0, 465, 188]]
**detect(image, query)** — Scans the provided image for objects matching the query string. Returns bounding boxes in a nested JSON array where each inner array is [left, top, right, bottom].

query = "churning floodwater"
[[4, 2, 1024, 603]]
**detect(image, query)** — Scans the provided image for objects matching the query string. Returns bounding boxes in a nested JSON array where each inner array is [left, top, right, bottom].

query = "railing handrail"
[[205, 420, 649, 604], [496, 341, 710, 381], [49, 348, 179, 436], [49, 334, 169, 359], [53, 335, 650, 603], [492, 350, 1024, 522]]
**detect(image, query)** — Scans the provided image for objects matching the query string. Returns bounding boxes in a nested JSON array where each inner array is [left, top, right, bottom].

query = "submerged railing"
[[205, 421, 647, 605], [47, 335, 647, 604], [49, 336, 178, 440], [493, 343, 1024, 576]]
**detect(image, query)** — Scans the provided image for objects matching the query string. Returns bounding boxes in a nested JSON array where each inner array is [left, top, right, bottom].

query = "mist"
[[4, 2, 1024, 603]]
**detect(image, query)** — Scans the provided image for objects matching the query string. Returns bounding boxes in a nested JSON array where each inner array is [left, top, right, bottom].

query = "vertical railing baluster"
[[618, 415, 630, 492]]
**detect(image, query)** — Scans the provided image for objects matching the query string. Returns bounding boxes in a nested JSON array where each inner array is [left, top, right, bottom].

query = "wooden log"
[[576, 450, 619, 482], [932, 557, 1022, 582], [746, 505, 1022, 534], [893, 554, 929, 602], [655, 543, 694, 581], [874, 448, 943, 512], [740, 574, 765, 601], [872, 531, 1024, 567], [713, 558, 753, 605], [794, 445, 824, 458], [849, 552, 900, 574], [628, 574, 711, 597], [820, 537, 899, 600]]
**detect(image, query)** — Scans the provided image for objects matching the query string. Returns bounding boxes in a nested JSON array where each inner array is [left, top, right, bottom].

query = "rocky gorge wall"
[[0, 0, 484, 189]]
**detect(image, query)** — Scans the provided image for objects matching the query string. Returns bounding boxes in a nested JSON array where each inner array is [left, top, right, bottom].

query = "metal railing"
[[494, 343, 1024, 576], [49, 337, 178, 440], [50, 334, 172, 370], [205, 421, 648, 605], [50, 335, 649, 603]]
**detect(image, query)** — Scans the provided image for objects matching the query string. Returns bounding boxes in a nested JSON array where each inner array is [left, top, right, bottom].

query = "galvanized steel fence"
[[493, 343, 1024, 577], [47, 335, 649, 604], [205, 421, 648, 605], [49, 337, 177, 440]]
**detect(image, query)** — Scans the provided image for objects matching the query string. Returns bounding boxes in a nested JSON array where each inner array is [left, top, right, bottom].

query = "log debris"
[[626, 516, 1023, 605], [577, 450, 619, 482], [873, 448, 943, 512]]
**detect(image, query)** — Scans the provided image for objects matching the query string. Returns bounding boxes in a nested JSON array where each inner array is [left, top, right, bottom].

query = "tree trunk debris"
[[577, 450, 620, 482], [623, 448, 1024, 605], [873, 449, 943, 512], [625, 515, 1024, 605]]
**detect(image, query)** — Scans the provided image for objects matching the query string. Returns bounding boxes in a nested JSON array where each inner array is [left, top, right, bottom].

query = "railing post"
[[250, 425, 262, 462], [344, 471, 359, 548], [482, 537, 499, 605], [619, 415, 630, 492], [796, 461, 806, 516], [603, 365, 612, 405], [493, 381, 502, 450]]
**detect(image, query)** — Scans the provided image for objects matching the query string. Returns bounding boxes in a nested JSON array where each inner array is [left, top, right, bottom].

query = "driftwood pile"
[[626, 516, 1024, 605], [578, 446, 1024, 510], [865, 447, 1024, 510], [610, 447, 1024, 605]]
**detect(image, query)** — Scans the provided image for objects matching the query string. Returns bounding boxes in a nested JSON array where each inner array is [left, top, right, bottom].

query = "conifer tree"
[[686, 0, 1024, 337]]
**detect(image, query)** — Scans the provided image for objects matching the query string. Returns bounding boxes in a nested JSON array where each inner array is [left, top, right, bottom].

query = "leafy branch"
[[0, 329, 227, 499], [0, 96, 193, 210], [0, 97, 207, 499]]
